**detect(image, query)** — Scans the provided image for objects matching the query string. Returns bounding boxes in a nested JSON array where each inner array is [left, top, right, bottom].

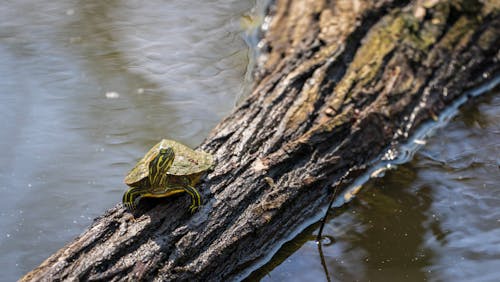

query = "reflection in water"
[[317, 236, 335, 282], [0, 0, 256, 280], [253, 89, 500, 281]]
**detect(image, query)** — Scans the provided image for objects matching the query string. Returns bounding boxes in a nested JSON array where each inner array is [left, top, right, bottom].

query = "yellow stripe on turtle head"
[[149, 147, 175, 187]]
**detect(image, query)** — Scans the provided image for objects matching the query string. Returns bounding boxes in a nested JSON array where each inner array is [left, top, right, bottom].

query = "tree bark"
[[22, 0, 499, 281]]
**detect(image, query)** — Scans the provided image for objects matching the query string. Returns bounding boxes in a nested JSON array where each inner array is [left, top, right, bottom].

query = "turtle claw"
[[124, 202, 135, 212], [188, 204, 199, 214], [123, 197, 140, 212]]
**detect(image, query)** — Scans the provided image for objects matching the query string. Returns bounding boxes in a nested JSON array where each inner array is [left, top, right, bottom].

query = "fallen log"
[[22, 0, 499, 281]]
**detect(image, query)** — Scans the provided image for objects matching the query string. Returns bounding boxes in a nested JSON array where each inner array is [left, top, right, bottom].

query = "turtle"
[[122, 139, 213, 213]]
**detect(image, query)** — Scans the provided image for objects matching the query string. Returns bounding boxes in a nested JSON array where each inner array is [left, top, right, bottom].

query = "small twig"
[[316, 186, 338, 242]]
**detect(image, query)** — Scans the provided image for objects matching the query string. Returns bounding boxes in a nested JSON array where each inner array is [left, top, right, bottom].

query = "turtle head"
[[158, 147, 174, 158], [148, 147, 175, 187]]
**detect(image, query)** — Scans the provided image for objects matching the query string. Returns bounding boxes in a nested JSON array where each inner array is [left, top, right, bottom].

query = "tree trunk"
[[22, 0, 499, 281]]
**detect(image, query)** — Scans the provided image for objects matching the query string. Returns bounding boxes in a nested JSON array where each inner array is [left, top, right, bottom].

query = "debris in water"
[[105, 91, 120, 99]]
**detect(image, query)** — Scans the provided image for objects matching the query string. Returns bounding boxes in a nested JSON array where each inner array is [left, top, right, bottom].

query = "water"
[[0, 1, 256, 280], [252, 88, 500, 282]]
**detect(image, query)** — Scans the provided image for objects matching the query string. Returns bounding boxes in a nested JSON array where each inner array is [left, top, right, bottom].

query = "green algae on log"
[[22, 0, 499, 281]]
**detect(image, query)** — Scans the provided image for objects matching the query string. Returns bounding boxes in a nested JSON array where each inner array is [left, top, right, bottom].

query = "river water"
[[1, 1, 498, 281]]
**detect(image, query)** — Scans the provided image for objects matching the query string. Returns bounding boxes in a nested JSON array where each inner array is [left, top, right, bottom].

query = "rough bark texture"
[[22, 0, 499, 281]]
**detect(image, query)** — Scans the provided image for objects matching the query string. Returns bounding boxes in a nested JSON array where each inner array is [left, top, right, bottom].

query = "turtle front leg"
[[163, 176, 202, 213], [183, 185, 202, 213], [122, 186, 145, 211]]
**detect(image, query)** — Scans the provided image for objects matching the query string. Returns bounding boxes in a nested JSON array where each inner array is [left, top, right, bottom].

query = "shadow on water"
[[248, 164, 433, 282], [330, 165, 434, 282]]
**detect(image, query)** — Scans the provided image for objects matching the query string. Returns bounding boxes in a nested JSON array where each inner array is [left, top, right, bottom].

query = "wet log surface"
[[22, 0, 499, 281]]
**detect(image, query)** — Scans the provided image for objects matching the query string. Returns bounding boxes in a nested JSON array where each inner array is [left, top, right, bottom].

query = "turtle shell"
[[124, 139, 213, 186]]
